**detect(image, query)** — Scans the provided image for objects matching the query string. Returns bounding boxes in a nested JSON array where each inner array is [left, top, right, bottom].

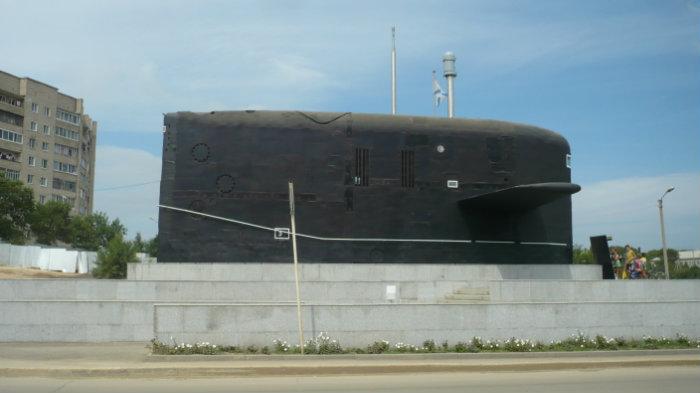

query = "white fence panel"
[[0, 243, 11, 265], [1, 242, 102, 273], [48, 249, 78, 273]]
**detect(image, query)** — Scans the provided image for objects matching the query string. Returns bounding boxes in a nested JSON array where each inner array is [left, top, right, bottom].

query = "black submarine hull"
[[158, 111, 579, 264]]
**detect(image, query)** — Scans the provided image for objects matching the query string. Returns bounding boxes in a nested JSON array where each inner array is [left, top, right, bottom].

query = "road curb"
[[1, 358, 698, 379]]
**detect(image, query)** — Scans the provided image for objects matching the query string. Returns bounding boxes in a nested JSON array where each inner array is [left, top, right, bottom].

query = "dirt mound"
[[0, 265, 90, 279]]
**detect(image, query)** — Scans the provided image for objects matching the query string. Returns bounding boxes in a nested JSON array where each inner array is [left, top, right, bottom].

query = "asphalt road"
[[1, 366, 698, 393]]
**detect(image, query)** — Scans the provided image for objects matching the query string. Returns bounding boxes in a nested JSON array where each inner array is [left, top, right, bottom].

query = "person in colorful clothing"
[[623, 245, 637, 279], [611, 249, 624, 279], [639, 253, 648, 279]]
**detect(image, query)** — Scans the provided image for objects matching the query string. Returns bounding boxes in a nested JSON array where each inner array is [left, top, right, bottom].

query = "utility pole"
[[658, 187, 675, 280], [288, 181, 305, 353]]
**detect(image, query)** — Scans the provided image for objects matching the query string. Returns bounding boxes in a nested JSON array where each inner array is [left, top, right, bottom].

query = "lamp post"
[[658, 187, 674, 280]]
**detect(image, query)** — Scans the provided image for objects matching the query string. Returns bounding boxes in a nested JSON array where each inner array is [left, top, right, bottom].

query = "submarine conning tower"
[[158, 110, 580, 264]]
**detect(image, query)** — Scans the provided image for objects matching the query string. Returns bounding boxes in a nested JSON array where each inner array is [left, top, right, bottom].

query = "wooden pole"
[[288, 181, 305, 354]]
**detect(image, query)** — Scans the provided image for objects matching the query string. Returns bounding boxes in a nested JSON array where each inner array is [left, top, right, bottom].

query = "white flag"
[[432, 71, 446, 108]]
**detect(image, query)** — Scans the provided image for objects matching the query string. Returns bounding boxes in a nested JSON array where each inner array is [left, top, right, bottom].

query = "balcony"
[[0, 148, 20, 161], [0, 109, 23, 128], [0, 138, 22, 153], [0, 149, 21, 172], [0, 99, 24, 117]]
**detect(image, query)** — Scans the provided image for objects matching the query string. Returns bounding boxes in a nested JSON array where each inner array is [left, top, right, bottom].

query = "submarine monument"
[[157, 110, 580, 264]]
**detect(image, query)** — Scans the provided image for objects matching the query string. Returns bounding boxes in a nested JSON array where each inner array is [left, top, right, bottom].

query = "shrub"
[[503, 337, 536, 352], [393, 342, 419, 353], [422, 339, 436, 352], [453, 342, 469, 352], [595, 335, 618, 350], [150, 339, 222, 355], [316, 332, 343, 354], [470, 336, 485, 350], [92, 234, 138, 278], [273, 339, 290, 353], [367, 340, 390, 354]]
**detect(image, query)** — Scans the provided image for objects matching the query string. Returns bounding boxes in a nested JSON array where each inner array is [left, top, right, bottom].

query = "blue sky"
[[2, 0, 699, 250]]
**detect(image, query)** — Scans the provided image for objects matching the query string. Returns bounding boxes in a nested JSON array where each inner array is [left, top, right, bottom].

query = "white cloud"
[[3, 1, 695, 136], [93, 146, 161, 239], [573, 172, 700, 250]]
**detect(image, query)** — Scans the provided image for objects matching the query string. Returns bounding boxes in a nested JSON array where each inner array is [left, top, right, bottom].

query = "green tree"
[[133, 232, 144, 253], [69, 214, 100, 250], [144, 235, 159, 258], [642, 248, 692, 279], [670, 262, 700, 279], [30, 201, 72, 245], [69, 212, 127, 251], [0, 176, 35, 244], [644, 248, 679, 265], [572, 244, 594, 264], [92, 234, 138, 279]]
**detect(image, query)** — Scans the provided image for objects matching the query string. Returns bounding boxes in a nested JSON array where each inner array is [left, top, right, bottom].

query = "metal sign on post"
[[288, 181, 305, 354]]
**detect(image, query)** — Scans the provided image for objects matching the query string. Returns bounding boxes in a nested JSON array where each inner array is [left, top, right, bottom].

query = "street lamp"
[[658, 187, 674, 280]]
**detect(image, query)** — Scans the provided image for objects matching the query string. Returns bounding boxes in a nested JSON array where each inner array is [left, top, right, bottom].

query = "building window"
[[43, 125, 50, 135], [56, 109, 80, 125], [52, 178, 76, 192], [54, 143, 77, 157], [44, 107, 51, 117], [40, 177, 48, 187], [28, 138, 36, 149], [54, 126, 80, 141], [0, 94, 22, 108], [0, 110, 23, 127], [53, 160, 77, 174], [41, 142, 49, 151], [28, 156, 35, 166], [0, 128, 23, 144], [39, 195, 46, 204], [27, 174, 34, 184], [31, 103, 38, 113], [0, 168, 20, 181], [41, 159, 48, 169], [51, 194, 75, 206], [30, 121, 38, 131]]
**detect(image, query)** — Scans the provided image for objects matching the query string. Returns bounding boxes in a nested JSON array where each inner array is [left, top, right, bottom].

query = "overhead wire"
[[94, 180, 160, 192]]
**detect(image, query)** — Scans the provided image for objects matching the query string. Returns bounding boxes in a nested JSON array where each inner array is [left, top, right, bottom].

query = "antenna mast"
[[391, 26, 397, 115], [442, 52, 457, 118]]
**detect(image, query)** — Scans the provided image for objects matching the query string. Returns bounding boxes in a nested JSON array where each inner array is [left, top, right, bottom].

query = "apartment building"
[[0, 70, 96, 215]]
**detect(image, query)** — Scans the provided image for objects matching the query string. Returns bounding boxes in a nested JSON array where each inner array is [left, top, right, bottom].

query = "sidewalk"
[[0, 343, 698, 379]]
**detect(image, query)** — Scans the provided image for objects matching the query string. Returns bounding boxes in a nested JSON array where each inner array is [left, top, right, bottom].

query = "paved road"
[[2, 366, 698, 393]]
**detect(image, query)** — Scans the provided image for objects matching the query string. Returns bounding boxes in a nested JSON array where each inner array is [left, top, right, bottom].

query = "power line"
[[94, 180, 160, 192]]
